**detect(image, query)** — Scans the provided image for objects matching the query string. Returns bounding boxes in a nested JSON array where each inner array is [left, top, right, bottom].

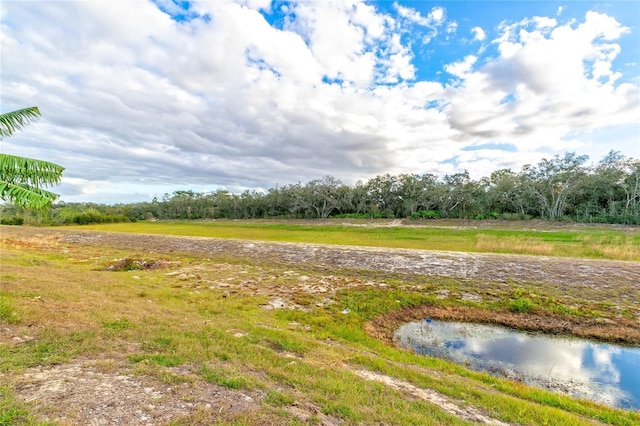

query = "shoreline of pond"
[[365, 304, 640, 346]]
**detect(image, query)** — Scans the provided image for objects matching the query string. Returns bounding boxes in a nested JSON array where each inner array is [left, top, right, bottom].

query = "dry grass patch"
[[577, 235, 640, 261], [475, 234, 555, 256]]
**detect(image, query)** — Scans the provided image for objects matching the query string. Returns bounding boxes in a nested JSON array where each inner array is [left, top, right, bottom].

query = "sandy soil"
[[5, 226, 639, 289]]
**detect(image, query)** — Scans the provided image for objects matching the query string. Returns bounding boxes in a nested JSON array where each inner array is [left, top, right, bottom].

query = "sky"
[[1, 0, 639, 204]]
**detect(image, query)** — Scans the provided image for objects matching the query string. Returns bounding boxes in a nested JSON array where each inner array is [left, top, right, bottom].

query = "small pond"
[[395, 320, 640, 411]]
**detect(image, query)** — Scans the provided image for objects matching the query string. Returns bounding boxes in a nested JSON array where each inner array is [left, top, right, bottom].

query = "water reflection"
[[394, 320, 640, 410]]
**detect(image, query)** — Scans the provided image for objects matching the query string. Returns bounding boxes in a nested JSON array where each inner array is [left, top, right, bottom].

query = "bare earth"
[[9, 226, 638, 288], [1, 226, 639, 425]]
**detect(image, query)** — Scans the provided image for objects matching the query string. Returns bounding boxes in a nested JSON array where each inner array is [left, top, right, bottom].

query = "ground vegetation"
[[1, 222, 639, 425]]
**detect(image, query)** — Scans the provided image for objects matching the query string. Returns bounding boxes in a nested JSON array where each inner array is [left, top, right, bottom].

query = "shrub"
[[411, 210, 440, 219], [73, 211, 104, 225], [419, 210, 439, 219], [0, 216, 24, 225], [69, 210, 131, 225], [510, 298, 533, 313]]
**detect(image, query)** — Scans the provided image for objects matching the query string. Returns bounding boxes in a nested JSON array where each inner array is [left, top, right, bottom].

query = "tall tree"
[[441, 170, 482, 218], [0, 107, 64, 209], [486, 169, 531, 216], [523, 152, 589, 220], [302, 176, 343, 219], [366, 174, 400, 217]]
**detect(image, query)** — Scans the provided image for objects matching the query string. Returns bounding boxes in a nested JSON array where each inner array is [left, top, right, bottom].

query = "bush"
[[0, 216, 24, 225], [73, 211, 105, 224], [510, 298, 533, 313], [418, 210, 439, 219], [70, 210, 131, 225], [411, 210, 439, 220]]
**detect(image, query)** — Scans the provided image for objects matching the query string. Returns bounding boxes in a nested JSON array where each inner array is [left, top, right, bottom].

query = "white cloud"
[[394, 2, 430, 26], [1, 1, 637, 204], [428, 7, 445, 26], [446, 11, 639, 155], [471, 26, 486, 41], [351, 2, 387, 40], [445, 55, 477, 78], [393, 3, 447, 45], [236, 0, 272, 12]]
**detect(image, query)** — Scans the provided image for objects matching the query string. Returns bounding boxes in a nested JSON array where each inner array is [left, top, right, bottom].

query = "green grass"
[[101, 318, 131, 330], [68, 219, 640, 260], [1, 225, 639, 425], [0, 385, 33, 426], [0, 295, 20, 324]]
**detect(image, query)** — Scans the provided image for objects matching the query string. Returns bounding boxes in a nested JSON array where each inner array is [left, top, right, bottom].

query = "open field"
[[1, 221, 639, 425], [70, 219, 640, 261]]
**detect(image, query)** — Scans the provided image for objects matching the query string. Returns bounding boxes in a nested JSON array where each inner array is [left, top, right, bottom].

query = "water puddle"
[[394, 320, 640, 410]]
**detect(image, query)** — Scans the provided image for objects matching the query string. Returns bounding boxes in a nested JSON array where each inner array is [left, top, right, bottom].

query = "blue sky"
[[407, 1, 639, 82], [1, 0, 639, 204]]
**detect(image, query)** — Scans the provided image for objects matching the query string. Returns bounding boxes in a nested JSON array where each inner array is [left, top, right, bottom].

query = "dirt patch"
[[6, 357, 342, 426], [105, 258, 175, 271], [8, 359, 263, 425], [3, 226, 638, 290]]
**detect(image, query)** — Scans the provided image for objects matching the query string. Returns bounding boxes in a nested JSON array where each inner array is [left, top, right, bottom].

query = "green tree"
[[486, 169, 531, 216], [523, 152, 589, 220], [302, 176, 343, 219], [0, 107, 64, 209], [441, 170, 481, 218]]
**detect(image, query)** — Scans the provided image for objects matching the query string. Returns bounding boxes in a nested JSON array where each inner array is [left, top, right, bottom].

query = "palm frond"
[[0, 180, 59, 209], [0, 153, 64, 187], [0, 106, 63, 210], [0, 107, 41, 140]]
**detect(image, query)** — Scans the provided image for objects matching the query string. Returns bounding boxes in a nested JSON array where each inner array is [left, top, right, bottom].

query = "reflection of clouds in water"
[[589, 345, 622, 383], [395, 321, 639, 409]]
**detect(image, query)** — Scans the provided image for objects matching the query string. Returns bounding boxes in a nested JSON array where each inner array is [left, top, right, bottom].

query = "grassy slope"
[[1, 221, 639, 425], [70, 220, 640, 261]]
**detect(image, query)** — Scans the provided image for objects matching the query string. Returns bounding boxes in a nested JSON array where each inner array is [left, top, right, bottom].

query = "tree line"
[[1, 107, 637, 225], [3, 150, 638, 226]]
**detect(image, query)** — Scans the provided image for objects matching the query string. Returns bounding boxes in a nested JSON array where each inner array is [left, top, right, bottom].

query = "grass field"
[[70, 219, 640, 261], [1, 221, 639, 425]]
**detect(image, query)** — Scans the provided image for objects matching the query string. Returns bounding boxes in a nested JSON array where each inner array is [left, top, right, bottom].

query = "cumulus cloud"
[[394, 3, 444, 27], [445, 55, 477, 78], [471, 26, 486, 41], [393, 3, 447, 44], [446, 11, 639, 153], [1, 1, 637, 203]]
